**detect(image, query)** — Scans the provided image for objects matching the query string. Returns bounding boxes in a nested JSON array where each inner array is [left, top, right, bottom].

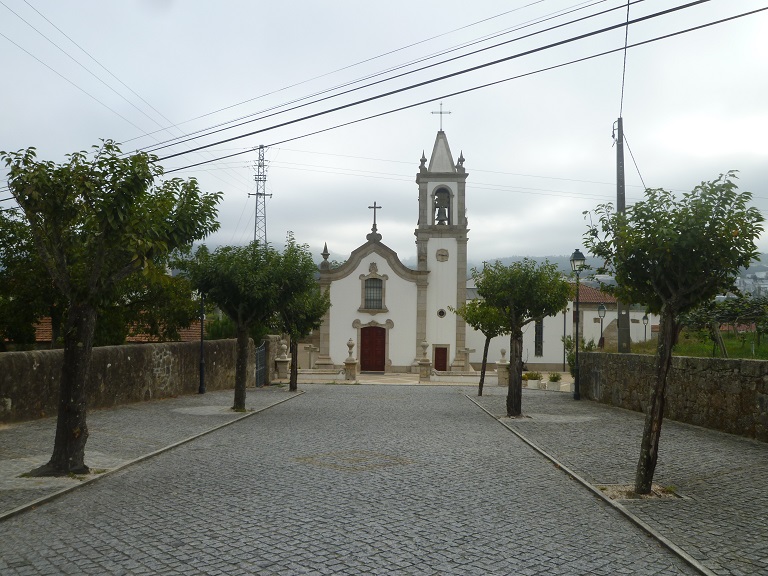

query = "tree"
[[93, 259, 201, 346], [450, 299, 507, 396], [0, 208, 59, 350], [181, 242, 282, 410], [2, 141, 221, 475], [584, 172, 763, 494], [275, 236, 331, 392], [474, 260, 571, 416]]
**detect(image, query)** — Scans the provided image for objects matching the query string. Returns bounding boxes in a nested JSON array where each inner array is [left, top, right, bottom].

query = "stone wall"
[[0, 339, 255, 423], [580, 352, 768, 442]]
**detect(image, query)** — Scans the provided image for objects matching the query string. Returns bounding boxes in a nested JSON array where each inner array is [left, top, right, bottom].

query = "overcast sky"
[[2, 0, 767, 264]]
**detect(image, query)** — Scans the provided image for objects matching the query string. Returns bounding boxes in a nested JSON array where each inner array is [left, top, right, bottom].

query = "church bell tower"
[[414, 130, 469, 371]]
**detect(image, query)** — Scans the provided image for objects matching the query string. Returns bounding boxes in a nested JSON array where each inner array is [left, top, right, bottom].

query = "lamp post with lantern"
[[643, 313, 649, 342], [598, 302, 606, 348], [570, 248, 586, 400]]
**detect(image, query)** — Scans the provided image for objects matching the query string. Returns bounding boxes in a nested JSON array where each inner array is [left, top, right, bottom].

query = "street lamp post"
[[570, 248, 586, 401], [597, 302, 606, 349], [199, 293, 206, 394], [643, 313, 649, 342]]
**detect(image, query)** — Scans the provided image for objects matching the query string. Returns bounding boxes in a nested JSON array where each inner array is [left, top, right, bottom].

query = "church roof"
[[427, 131, 456, 173], [318, 237, 427, 283]]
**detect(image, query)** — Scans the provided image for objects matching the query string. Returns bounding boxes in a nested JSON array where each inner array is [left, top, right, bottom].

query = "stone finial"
[[346, 338, 355, 362], [421, 340, 429, 360], [279, 339, 288, 360], [419, 151, 427, 173], [500, 348, 507, 363], [320, 242, 330, 270]]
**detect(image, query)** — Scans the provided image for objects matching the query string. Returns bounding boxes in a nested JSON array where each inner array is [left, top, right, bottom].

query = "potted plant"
[[547, 371, 562, 391], [524, 371, 543, 389]]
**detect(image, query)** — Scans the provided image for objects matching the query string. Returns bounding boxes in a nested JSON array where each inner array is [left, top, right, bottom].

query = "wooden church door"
[[434, 346, 448, 371], [360, 326, 386, 372]]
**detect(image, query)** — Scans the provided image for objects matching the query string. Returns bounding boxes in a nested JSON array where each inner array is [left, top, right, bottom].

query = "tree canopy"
[[474, 259, 571, 415], [451, 298, 507, 396], [2, 141, 221, 475], [584, 172, 763, 493], [181, 235, 325, 402], [274, 236, 331, 391], [182, 241, 282, 410]]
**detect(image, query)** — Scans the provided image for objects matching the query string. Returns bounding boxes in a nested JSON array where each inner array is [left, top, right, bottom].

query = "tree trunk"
[[289, 338, 299, 392], [634, 306, 678, 494], [506, 331, 523, 416], [233, 322, 249, 411], [478, 336, 491, 397], [30, 303, 97, 476], [709, 321, 728, 358]]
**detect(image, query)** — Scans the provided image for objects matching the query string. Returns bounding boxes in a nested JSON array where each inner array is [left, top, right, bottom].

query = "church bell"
[[436, 206, 448, 225]]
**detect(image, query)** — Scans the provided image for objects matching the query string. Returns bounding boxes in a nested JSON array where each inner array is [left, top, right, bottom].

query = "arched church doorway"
[[360, 326, 386, 372]]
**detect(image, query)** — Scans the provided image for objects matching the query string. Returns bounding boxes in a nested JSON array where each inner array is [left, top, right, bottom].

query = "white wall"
[[328, 253, 418, 368], [464, 303, 658, 370], [425, 236, 459, 361]]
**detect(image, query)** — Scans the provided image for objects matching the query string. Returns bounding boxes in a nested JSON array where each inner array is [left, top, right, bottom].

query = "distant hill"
[[466, 255, 602, 275], [325, 252, 767, 282]]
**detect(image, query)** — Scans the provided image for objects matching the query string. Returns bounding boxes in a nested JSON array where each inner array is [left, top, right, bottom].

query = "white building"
[[312, 130, 655, 373]]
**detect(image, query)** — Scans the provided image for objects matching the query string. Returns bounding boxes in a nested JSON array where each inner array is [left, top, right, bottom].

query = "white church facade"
[[311, 130, 654, 374]]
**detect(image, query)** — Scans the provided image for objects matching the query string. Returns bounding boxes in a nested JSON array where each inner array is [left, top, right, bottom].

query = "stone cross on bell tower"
[[431, 101, 451, 131]]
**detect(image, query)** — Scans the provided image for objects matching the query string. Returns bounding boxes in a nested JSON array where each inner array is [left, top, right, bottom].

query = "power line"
[[0, 29, 147, 134], [160, 1, 712, 165], [619, 0, 632, 117], [120, 0, 559, 146], [20, 0, 180, 135], [0, 0, 169, 134], [164, 3, 765, 174], [2, 1, 256, 196], [623, 132, 647, 190], [142, 0, 643, 156]]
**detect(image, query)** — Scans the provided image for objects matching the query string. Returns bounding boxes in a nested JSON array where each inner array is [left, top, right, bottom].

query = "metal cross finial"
[[368, 201, 382, 232], [431, 101, 451, 131]]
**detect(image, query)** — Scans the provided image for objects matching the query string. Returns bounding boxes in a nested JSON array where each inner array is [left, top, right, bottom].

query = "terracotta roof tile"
[[576, 283, 617, 304], [33, 318, 207, 344]]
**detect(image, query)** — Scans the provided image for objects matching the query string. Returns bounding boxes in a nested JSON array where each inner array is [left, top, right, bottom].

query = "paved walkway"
[[0, 382, 764, 575]]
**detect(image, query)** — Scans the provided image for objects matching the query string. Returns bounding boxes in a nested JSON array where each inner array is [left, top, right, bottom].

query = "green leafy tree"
[[474, 260, 571, 416], [275, 236, 331, 392], [93, 260, 201, 345], [680, 300, 729, 357], [450, 299, 507, 396], [182, 242, 282, 410], [584, 172, 763, 494], [0, 208, 59, 350], [2, 141, 221, 476]]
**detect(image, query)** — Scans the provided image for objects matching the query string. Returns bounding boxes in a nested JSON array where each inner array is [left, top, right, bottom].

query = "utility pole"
[[616, 118, 631, 353], [250, 145, 271, 245]]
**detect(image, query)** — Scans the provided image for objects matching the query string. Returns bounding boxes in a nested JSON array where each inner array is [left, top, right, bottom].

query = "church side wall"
[[466, 311, 569, 371], [465, 305, 659, 371]]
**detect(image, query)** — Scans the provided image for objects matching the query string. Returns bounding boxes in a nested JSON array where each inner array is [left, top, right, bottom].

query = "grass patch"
[[613, 330, 768, 359]]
